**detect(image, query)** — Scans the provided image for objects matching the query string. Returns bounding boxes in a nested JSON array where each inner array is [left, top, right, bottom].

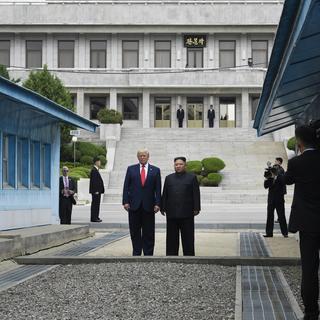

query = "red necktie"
[[141, 164, 146, 186]]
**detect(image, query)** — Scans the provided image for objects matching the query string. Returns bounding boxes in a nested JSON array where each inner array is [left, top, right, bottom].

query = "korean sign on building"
[[184, 35, 207, 48]]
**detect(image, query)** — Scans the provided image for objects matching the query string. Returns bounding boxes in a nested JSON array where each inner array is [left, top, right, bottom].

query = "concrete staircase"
[[78, 127, 104, 145], [99, 128, 292, 223]]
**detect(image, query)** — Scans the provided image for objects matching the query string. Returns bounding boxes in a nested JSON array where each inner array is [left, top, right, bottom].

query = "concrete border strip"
[[276, 267, 304, 320], [235, 265, 242, 320], [14, 256, 301, 266]]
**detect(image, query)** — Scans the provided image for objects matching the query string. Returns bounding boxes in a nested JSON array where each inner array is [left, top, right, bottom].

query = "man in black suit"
[[123, 149, 161, 256], [59, 166, 76, 224], [161, 157, 201, 256], [283, 122, 320, 320], [207, 105, 215, 128], [89, 157, 104, 223], [263, 166, 288, 238], [177, 105, 184, 128]]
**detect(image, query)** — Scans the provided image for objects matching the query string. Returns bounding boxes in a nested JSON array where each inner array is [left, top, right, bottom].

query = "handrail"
[[0, 0, 285, 6]]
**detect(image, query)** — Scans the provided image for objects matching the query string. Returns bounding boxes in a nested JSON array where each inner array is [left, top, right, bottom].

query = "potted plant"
[[97, 108, 123, 141]]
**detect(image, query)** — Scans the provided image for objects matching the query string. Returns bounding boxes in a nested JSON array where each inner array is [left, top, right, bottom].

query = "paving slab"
[[265, 236, 300, 258], [87, 232, 238, 257]]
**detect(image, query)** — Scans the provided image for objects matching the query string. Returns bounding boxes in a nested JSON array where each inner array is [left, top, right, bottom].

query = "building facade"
[[0, 0, 284, 129]]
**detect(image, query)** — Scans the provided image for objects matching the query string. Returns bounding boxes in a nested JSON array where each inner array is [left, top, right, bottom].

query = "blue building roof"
[[0, 76, 98, 132], [254, 0, 320, 136]]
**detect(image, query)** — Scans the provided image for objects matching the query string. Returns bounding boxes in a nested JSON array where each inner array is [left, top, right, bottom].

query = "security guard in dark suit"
[[284, 121, 320, 320], [207, 105, 215, 128], [263, 166, 288, 238], [177, 105, 184, 128]]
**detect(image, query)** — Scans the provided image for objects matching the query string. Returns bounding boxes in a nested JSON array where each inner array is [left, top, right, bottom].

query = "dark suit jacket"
[[89, 167, 105, 194], [59, 176, 76, 204], [162, 172, 201, 219], [207, 109, 215, 120], [284, 150, 320, 233], [122, 164, 161, 212], [177, 109, 184, 120], [264, 176, 285, 204]]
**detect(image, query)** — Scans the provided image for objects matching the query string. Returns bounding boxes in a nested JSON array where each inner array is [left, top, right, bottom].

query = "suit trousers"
[[266, 200, 288, 236], [209, 119, 214, 127], [59, 197, 73, 224], [128, 205, 155, 256], [299, 232, 320, 319], [178, 120, 183, 128], [166, 217, 195, 256], [91, 193, 101, 221]]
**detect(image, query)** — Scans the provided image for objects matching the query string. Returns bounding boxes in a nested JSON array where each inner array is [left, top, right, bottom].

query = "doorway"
[[187, 97, 203, 128], [155, 97, 171, 128], [219, 98, 236, 128]]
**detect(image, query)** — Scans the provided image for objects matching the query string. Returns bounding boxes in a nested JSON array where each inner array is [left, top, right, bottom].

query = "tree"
[[0, 64, 21, 83], [23, 65, 75, 144]]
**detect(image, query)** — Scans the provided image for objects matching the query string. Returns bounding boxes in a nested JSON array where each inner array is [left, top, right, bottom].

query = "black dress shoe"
[[91, 219, 102, 223], [275, 220, 279, 223], [284, 235, 288, 238], [263, 234, 273, 238]]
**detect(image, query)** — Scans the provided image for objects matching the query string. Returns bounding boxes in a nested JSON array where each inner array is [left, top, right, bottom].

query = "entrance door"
[[219, 98, 236, 128], [155, 97, 171, 128], [187, 97, 203, 128]]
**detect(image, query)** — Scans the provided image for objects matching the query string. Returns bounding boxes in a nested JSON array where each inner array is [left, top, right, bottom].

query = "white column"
[[13, 33, 22, 67], [110, 89, 117, 110], [142, 89, 150, 128], [176, 33, 182, 69], [76, 89, 85, 117], [241, 33, 248, 66], [208, 33, 215, 68], [111, 33, 118, 69], [241, 89, 250, 128], [46, 34, 54, 68], [143, 33, 150, 69], [78, 34, 86, 69]]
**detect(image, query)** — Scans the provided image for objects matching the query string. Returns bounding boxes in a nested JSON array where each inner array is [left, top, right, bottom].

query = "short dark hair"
[[295, 122, 320, 148], [275, 157, 283, 164], [174, 156, 187, 163], [93, 156, 100, 164]]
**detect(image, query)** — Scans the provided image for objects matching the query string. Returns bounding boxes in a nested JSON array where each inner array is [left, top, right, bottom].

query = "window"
[[90, 41, 106, 68], [0, 40, 10, 67], [252, 40, 268, 68], [219, 41, 236, 68], [31, 141, 40, 188], [44, 144, 51, 188], [17, 138, 29, 188], [155, 41, 171, 68], [26, 40, 42, 68], [2, 135, 16, 188], [90, 97, 106, 120], [251, 96, 260, 120], [58, 40, 74, 68], [122, 41, 139, 68], [187, 48, 203, 68], [123, 97, 139, 120]]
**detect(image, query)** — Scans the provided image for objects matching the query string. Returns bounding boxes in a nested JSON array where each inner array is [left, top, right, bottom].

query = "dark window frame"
[[89, 96, 106, 120], [58, 40, 75, 68], [186, 47, 203, 68], [251, 40, 268, 68], [26, 40, 43, 68], [0, 40, 10, 67], [122, 40, 139, 69], [90, 40, 107, 68], [122, 96, 139, 120], [154, 40, 171, 68]]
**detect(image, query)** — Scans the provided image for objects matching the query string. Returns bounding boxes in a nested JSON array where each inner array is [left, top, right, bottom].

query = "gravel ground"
[[0, 263, 236, 320], [281, 266, 303, 311]]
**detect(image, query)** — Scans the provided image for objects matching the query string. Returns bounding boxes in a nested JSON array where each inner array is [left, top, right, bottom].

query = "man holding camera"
[[263, 164, 288, 238]]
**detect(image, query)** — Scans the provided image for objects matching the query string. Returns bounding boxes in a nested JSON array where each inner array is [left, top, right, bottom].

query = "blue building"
[[0, 76, 98, 230], [254, 0, 320, 136]]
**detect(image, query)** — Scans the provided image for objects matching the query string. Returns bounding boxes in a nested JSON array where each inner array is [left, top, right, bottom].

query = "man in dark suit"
[[283, 122, 320, 320], [161, 157, 201, 256], [207, 105, 215, 128], [177, 105, 184, 128], [263, 166, 288, 238], [89, 157, 104, 223], [59, 166, 76, 224], [122, 149, 161, 256]]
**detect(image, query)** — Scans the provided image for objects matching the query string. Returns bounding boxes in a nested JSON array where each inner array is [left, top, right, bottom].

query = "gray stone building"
[[0, 0, 283, 129]]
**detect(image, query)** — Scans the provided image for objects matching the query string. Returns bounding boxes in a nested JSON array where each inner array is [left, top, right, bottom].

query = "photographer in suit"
[[284, 121, 320, 320], [263, 163, 288, 238]]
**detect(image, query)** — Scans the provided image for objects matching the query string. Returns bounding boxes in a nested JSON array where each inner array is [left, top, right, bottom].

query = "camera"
[[264, 161, 279, 179]]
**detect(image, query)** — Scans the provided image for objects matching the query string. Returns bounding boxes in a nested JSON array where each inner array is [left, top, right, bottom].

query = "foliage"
[[196, 175, 204, 184], [98, 155, 107, 167], [80, 155, 94, 165], [186, 160, 203, 175], [23, 65, 74, 144], [0, 64, 20, 83], [97, 108, 123, 125], [287, 137, 296, 151], [207, 173, 223, 185], [201, 177, 219, 187], [202, 157, 225, 173], [77, 141, 106, 159]]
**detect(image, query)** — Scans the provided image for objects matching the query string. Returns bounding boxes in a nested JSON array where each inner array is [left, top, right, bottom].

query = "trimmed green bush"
[[287, 137, 296, 151], [61, 145, 81, 162], [196, 175, 204, 184], [80, 155, 94, 165], [77, 141, 106, 159], [97, 108, 123, 125], [186, 160, 203, 175], [207, 173, 223, 185], [202, 157, 225, 173], [201, 177, 218, 187]]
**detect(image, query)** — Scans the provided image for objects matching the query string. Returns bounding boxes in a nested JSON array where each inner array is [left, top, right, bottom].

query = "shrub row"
[[97, 109, 123, 125]]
